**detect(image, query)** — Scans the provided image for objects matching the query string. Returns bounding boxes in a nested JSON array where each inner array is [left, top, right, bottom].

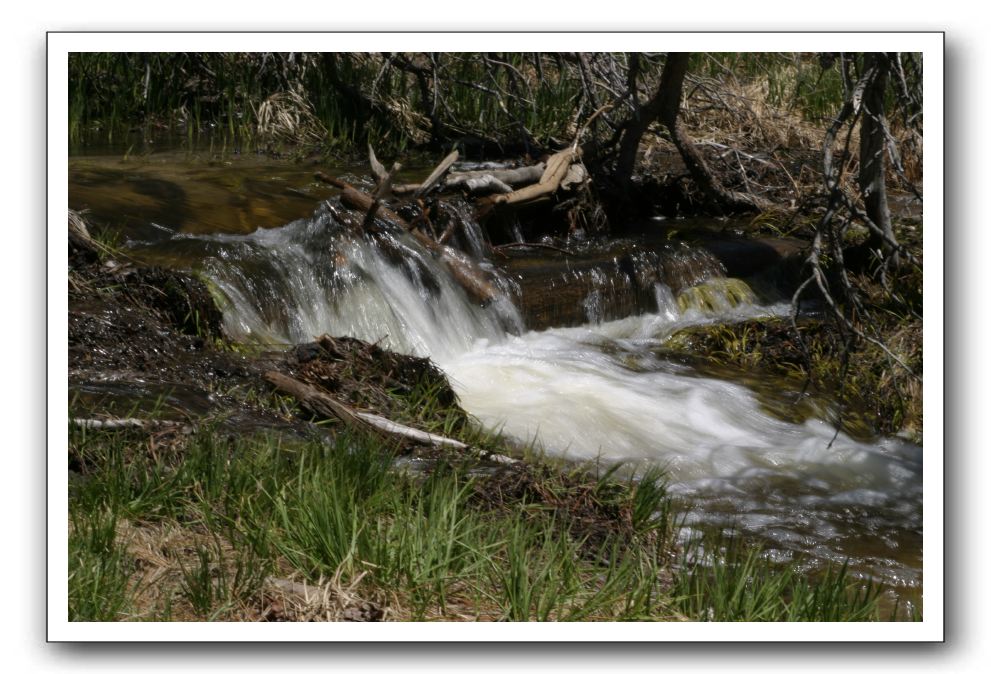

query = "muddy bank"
[[69, 224, 287, 431]]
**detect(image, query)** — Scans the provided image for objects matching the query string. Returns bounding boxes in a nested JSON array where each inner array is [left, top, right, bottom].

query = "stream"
[[69, 151, 923, 614]]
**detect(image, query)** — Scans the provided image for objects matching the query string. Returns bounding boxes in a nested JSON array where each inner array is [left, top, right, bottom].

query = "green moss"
[[676, 278, 757, 314]]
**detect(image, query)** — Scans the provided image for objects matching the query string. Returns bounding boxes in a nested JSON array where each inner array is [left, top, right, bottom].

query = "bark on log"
[[70, 417, 186, 430], [264, 370, 468, 449]]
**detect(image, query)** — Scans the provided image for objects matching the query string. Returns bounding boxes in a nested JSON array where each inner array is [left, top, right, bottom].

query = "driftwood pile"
[[315, 144, 589, 308], [365, 144, 587, 206]]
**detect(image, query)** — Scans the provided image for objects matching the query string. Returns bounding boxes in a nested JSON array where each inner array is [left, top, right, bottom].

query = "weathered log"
[[314, 172, 350, 190], [264, 370, 468, 449], [445, 164, 545, 188], [68, 209, 106, 261], [482, 147, 580, 210], [391, 163, 544, 196], [68, 210, 93, 249], [266, 577, 323, 602], [423, 242, 500, 305], [389, 183, 423, 196], [464, 175, 514, 195], [413, 149, 459, 198]]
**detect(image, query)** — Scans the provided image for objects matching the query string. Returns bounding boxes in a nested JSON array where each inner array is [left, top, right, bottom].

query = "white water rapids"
[[137, 206, 922, 589]]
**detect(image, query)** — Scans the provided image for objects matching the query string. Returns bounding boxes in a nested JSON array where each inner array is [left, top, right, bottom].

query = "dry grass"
[[255, 90, 327, 147], [117, 520, 397, 622]]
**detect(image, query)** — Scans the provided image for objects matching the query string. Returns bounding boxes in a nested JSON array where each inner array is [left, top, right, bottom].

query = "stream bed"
[[69, 151, 924, 615]]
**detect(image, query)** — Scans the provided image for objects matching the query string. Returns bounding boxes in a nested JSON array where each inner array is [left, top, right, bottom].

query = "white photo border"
[[49, 31, 944, 642]]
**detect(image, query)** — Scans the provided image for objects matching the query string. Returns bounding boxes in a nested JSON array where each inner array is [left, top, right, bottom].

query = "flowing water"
[[69, 153, 923, 612]]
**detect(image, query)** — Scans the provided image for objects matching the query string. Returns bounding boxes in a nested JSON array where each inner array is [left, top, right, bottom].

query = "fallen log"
[[266, 577, 324, 603], [264, 370, 468, 449], [68, 210, 95, 251], [314, 172, 351, 190], [463, 175, 514, 195], [337, 185, 411, 232], [391, 163, 544, 196], [445, 164, 545, 188], [423, 242, 501, 305]]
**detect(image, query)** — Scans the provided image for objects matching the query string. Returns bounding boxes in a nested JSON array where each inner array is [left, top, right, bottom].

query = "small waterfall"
[[163, 201, 522, 361], [129, 200, 921, 590]]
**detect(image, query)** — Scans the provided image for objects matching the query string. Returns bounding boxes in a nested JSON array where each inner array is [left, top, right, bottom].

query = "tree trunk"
[[858, 52, 897, 262], [616, 52, 767, 213]]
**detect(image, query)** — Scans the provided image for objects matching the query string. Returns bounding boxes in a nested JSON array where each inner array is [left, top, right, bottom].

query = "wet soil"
[[68, 242, 288, 428]]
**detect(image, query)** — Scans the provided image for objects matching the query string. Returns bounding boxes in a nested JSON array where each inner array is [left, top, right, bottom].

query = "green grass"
[[68, 506, 134, 621], [68, 415, 895, 622], [694, 53, 848, 122]]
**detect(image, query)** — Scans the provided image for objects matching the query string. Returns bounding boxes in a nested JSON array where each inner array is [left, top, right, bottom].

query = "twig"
[[494, 242, 576, 256]]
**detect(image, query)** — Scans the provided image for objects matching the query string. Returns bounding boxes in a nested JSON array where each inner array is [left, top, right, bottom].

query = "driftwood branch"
[[445, 164, 545, 188], [368, 144, 402, 199], [368, 143, 388, 185], [264, 370, 468, 449], [463, 175, 514, 195], [480, 147, 581, 212], [392, 164, 544, 197], [413, 149, 459, 198], [70, 417, 184, 430]]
